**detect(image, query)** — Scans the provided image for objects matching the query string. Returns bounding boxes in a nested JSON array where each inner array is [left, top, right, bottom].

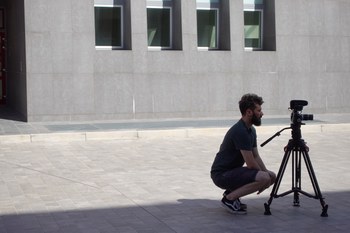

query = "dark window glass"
[[95, 7, 122, 47], [244, 11, 262, 49], [197, 9, 218, 48], [147, 8, 171, 47]]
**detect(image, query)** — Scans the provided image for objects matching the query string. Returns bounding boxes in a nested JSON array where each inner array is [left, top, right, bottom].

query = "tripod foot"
[[293, 200, 300, 207], [321, 204, 328, 217], [264, 203, 271, 215], [293, 192, 300, 206]]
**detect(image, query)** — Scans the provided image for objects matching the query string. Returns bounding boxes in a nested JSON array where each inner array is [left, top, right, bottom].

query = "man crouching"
[[210, 93, 276, 214]]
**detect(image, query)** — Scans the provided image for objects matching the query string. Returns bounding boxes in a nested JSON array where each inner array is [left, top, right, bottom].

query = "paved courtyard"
[[0, 123, 349, 233]]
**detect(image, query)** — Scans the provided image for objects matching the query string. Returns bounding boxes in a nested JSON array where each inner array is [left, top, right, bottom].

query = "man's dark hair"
[[239, 93, 264, 115]]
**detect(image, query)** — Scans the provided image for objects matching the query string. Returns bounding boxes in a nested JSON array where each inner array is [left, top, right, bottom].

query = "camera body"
[[290, 100, 313, 125]]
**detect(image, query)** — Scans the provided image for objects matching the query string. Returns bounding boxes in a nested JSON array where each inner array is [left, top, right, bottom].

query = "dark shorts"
[[211, 167, 259, 191]]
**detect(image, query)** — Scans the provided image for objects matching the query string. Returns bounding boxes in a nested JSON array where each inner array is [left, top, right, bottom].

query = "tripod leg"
[[292, 150, 301, 207], [301, 150, 328, 217], [264, 149, 292, 215]]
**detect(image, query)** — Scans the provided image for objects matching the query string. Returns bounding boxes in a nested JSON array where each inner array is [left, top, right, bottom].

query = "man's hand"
[[257, 188, 265, 195]]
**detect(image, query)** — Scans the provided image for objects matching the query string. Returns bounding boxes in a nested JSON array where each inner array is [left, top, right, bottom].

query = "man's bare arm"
[[241, 150, 262, 170], [252, 147, 268, 171]]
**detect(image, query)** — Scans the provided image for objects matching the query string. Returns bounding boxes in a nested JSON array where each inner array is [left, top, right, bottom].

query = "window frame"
[[146, 6, 173, 50], [196, 7, 219, 50], [243, 0, 265, 51], [94, 4, 124, 50], [244, 9, 263, 51]]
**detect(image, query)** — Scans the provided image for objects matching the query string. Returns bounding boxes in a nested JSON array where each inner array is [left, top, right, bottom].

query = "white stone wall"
[[16, 0, 350, 121]]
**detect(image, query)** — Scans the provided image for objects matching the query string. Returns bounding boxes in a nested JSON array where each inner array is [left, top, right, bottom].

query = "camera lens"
[[301, 114, 314, 121]]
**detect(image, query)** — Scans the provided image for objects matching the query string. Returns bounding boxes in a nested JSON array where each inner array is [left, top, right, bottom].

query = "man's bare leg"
[[225, 171, 272, 201]]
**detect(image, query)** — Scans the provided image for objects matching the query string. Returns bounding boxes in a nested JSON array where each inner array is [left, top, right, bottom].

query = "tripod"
[[261, 124, 328, 217]]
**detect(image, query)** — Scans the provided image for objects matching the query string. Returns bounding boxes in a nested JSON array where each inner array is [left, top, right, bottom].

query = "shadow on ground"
[[1, 191, 348, 233]]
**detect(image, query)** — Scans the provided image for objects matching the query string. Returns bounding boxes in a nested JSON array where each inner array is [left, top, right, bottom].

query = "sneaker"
[[236, 198, 247, 210], [221, 196, 247, 215], [223, 190, 247, 210]]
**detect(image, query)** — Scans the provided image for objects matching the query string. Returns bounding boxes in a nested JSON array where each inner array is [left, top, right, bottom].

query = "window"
[[94, 5, 123, 49], [196, 0, 230, 50], [147, 0, 182, 50], [243, 0, 276, 51], [147, 7, 172, 48], [244, 10, 263, 50], [94, 0, 131, 50], [197, 9, 218, 49]]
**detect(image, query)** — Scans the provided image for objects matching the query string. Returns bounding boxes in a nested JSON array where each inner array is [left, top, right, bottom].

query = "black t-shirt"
[[210, 119, 257, 176]]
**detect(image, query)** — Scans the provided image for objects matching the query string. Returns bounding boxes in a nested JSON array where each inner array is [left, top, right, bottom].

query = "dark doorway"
[[0, 8, 6, 105]]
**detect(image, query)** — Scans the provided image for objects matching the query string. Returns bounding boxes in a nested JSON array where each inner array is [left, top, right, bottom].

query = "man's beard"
[[252, 114, 262, 126]]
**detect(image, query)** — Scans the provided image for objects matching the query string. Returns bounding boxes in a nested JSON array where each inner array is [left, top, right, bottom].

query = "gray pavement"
[[1, 107, 350, 232]]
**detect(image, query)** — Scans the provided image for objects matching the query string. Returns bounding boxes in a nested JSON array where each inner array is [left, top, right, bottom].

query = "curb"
[[0, 123, 349, 144]]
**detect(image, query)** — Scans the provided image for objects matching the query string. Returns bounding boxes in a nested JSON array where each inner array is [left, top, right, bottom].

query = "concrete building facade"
[[0, 0, 349, 122]]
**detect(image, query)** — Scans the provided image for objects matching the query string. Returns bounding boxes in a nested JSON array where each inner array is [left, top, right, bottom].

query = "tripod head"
[[289, 100, 313, 141], [261, 100, 313, 147]]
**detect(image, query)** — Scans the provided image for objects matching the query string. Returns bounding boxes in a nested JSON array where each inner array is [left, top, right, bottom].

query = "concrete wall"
[[23, 0, 350, 121]]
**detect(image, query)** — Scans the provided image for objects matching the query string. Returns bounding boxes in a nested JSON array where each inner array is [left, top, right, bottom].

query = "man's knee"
[[268, 171, 276, 184], [256, 171, 272, 187]]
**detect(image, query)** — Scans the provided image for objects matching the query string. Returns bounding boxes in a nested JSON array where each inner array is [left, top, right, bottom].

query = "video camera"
[[260, 99, 314, 147], [290, 100, 313, 125]]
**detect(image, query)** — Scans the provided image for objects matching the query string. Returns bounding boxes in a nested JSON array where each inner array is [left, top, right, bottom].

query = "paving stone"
[[0, 114, 349, 232]]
